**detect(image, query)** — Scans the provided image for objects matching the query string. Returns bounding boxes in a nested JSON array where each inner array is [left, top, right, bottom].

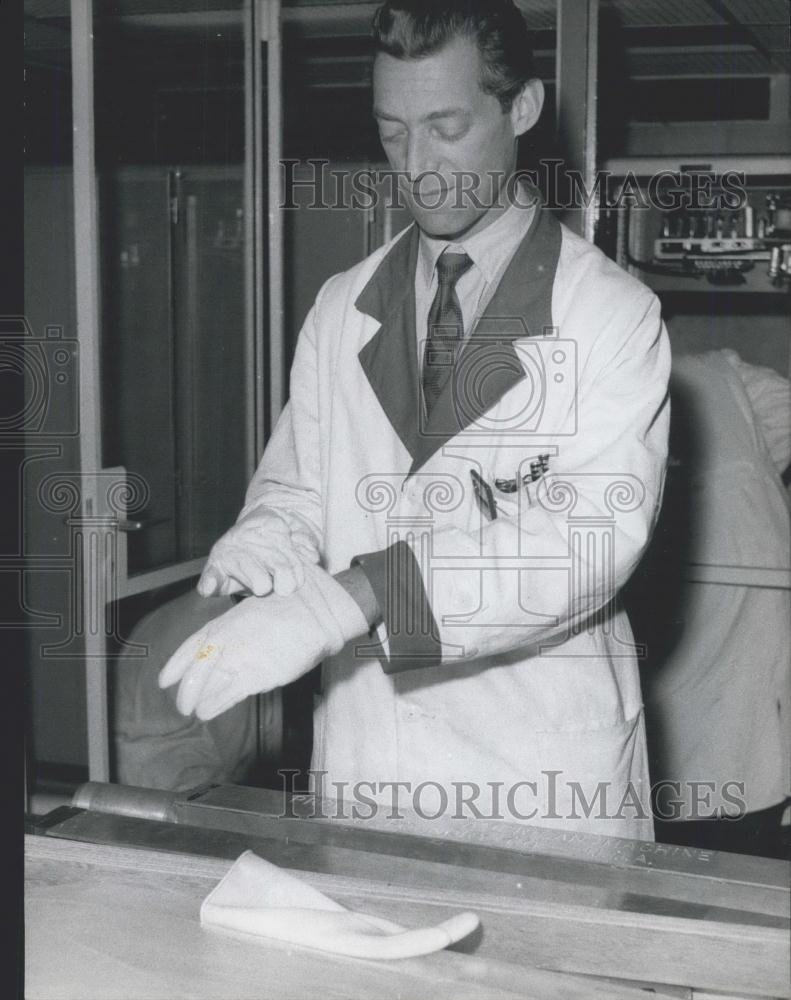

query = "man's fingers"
[[231, 546, 293, 596], [218, 575, 246, 597], [197, 567, 220, 597], [199, 555, 246, 598], [158, 655, 188, 690], [214, 551, 272, 597], [292, 537, 320, 562], [229, 550, 274, 596], [175, 656, 223, 716], [198, 528, 317, 600], [158, 630, 206, 690], [160, 631, 224, 716], [271, 550, 301, 596], [200, 550, 264, 598], [194, 676, 245, 722]]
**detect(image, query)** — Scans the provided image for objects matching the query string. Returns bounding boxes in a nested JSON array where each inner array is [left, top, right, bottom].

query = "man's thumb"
[[198, 569, 219, 596]]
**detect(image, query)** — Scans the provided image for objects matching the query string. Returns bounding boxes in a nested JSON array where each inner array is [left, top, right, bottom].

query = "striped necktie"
[[422, 250, 474, 418]]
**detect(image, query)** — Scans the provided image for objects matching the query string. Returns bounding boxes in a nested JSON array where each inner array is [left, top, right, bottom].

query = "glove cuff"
[[298, 564, 369, 657]]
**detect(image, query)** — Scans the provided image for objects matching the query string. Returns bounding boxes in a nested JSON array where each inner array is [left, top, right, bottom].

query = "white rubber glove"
[[159, 564, 368, 721], [197, 506, 320, 598], [201, 850, 480, 960]]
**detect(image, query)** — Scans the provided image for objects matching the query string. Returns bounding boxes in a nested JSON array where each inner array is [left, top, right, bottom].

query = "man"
[[633, 349, 790, 857], [160, 0, 670, 839]]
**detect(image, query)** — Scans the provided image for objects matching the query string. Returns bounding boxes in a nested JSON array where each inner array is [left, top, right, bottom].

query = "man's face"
[[373, 35, 522, 239]]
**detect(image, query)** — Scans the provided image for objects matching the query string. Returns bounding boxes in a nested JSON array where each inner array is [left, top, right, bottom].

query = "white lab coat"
[[244, 205, 670, 839], [640, 350, 790, 817]]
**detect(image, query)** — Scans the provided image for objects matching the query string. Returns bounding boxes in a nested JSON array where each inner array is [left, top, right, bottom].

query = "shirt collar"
[[417, 195, 536, 288]]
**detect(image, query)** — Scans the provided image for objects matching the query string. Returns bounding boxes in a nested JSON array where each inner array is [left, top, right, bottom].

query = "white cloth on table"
[[200, 850, 479, 960]]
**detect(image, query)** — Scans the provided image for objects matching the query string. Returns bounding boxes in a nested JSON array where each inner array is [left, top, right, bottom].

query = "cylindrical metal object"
[[72, 782, 180, 823], [768, 246, 782, 280], [29, 792, 73, 816], [743, 205, 754, 238]]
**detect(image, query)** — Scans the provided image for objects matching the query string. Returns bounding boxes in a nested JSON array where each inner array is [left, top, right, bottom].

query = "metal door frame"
[[556, 0, 599, 243], [69, 0, 283, 780]]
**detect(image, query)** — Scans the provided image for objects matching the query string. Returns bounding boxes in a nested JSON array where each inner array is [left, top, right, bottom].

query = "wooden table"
[[27, 834, 668, 1000], [27, 783, 790, 999]]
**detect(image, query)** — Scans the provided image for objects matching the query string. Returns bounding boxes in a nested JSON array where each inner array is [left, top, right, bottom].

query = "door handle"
[[117, 516, 170, 532], [61, 515, 168, 531]]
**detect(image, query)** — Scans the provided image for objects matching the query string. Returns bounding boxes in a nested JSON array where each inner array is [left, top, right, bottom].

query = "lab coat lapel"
[[355, 205, 562, 475], [407, 203, 562, 475], [356, 225, 423, 461]]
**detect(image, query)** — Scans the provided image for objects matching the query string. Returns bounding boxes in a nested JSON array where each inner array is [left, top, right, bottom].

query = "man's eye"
[[435, 127, 466, 142], [379, 130, 405, 144]]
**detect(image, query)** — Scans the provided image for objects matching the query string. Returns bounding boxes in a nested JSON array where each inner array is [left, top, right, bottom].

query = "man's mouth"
[[408, 181, 452, 206]]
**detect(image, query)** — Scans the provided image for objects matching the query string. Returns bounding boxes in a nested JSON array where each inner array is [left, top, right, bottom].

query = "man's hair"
[[372, 1, 535, 112]]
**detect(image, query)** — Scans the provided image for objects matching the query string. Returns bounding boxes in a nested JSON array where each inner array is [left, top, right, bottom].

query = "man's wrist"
[[334, 565, 382, 629]]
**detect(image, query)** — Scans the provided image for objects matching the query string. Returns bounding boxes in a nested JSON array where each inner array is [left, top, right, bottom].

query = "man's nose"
[[404, 133, 437, 182]]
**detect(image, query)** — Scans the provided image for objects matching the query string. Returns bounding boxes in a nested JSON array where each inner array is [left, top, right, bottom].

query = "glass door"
[[24, 0, 281, 788], [93, 0, 259, 579]]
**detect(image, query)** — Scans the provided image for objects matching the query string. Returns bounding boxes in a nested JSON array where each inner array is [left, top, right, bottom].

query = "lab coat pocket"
[[535, 711, 653, 840]]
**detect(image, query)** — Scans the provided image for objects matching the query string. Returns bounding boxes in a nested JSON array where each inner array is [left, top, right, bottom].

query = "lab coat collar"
[[355, 224, 423, 461], [355, 198, 561, 476]]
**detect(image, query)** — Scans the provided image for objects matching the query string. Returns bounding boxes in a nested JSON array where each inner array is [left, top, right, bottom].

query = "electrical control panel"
[[596, 157, 791, 294]]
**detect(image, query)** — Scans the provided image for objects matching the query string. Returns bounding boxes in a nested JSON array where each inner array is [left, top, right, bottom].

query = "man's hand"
[[197, 507, 320, 598], [159, 564, 368, 721]]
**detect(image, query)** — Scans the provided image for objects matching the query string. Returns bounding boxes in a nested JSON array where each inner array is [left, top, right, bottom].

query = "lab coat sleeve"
[[355, 292, 671, 673], [238, 299, 324, 551]]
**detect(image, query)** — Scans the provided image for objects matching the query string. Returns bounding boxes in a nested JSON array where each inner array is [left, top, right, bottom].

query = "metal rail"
[[71, 0, 110, 782]]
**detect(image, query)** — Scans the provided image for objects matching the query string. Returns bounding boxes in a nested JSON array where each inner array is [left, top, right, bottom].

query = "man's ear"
[[510, 78, 544, 137]]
